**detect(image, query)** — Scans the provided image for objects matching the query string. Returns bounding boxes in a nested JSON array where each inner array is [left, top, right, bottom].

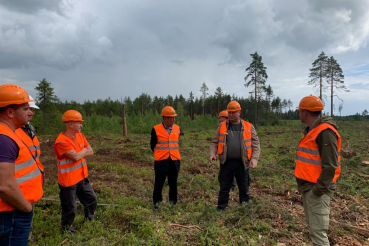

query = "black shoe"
[[62, 225, 75, 234], [84, 214, 95, 222], [153, 203, 159, 209], [217, 207, 226, 212]]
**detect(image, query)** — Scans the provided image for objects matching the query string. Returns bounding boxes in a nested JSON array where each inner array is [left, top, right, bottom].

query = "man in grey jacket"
[[209, 101, 260, 211]]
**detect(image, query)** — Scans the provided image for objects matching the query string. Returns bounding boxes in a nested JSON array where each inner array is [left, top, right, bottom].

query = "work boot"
[[62, 225, 75, 234], [84, 213, 95, 222]]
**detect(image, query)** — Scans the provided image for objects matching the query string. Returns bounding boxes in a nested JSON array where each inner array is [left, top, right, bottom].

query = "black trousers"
[[153, 160, 179, 205], [217, 159, 250, 210], [59, 178, 97, 227]]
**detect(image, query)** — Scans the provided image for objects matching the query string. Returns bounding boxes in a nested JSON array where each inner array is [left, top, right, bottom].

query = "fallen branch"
[[170, 223, 202, 231], [296, 212, 369, 237], [58, 238, 69, 246], [330, 220, 369, 238]]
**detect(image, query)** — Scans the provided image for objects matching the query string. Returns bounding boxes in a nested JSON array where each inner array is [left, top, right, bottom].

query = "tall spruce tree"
[[35, 78, 58, 132], [326, 56, 348, 116], [244, 52, 268, 128], [308, 51, 328, 100]]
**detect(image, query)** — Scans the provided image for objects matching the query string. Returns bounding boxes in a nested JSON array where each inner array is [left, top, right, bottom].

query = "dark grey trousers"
[[59, 178, 97, 227], [217, 159, 250, 210]]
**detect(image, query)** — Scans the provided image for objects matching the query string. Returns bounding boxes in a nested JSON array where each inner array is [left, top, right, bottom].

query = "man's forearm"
[[0, 181, 32, 212]]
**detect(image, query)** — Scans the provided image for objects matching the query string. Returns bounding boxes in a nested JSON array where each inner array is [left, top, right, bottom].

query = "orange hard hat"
[[227, 101, 241, 112], [218, 110, 228, 118], [0, 84, 33, 108], [161, 106, 177, 117], [297, 96, 324, 111], [62, 110, 84, 122]]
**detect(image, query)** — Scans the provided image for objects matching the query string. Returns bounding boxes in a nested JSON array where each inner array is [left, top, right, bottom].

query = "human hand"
[[249, 160, 257, 169], [209, 155, 217, 164]]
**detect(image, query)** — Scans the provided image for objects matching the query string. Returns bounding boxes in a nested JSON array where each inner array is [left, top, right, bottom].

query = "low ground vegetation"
[[30, 120, 369, 245]]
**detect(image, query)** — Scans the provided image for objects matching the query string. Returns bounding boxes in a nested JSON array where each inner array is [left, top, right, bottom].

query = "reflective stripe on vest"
[[15, 128, 44, 172], [217, 120, 253, 160], [16, 168, 42, 184], [58, 160, 87, 173], [54, 132, 89, 187], [0, 125, 43, 212], [295, 123, 341, 183], [154, 124, 181, 161]]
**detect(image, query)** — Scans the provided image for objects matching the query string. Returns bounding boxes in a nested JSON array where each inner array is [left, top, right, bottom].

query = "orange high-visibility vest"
[[217, 120, 253, 160], [295, 123, 341, 183], [15, 128, 44, 172], [154, 124, 181, 161], [0, 125, 43, 212], [54, 133, 88, 187]]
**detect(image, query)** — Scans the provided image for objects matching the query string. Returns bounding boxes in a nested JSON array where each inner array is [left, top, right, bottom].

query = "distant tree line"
[[32, 51, 356, 134]]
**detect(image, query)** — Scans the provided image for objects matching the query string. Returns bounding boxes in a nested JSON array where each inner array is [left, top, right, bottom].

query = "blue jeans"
[[0, 209, 33, 246]]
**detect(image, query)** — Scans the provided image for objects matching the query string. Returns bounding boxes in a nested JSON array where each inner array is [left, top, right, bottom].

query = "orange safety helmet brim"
[[62, 110, 84, 122], [0, 84, 33, 108], [296, 96, 324, 111], [161, 106, 177, 117], [227, 101, 241, 112], [218, 110, 228, 118]]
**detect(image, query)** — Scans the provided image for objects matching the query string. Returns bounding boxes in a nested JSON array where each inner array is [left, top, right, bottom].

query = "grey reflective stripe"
[[28, 145, 40, 151], [218, 139, 225, 143], [296, 155, 321, 166], [15, 158, 35, 172], [245, 145, 251, 150], [58, 160, 86, 174], [155, 146, 179, 150], [157, 141, 179, 144], [16, 168, 41, 184], [244, 139, 251, 143], [337, 161, 341, 166], [297, 147, 320, 155], [35, 154, 40, 159], [58, 159, 75, 165], [219, 134, 227, 137]]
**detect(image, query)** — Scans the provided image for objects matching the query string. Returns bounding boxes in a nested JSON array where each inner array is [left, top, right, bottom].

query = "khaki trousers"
[[302, 189, 331, 246]]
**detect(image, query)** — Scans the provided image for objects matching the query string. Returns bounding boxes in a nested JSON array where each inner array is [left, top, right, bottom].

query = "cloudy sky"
[[1, 0, 369, 116]]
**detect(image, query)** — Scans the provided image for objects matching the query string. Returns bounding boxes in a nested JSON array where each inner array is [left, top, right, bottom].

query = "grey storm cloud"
[[0, 2, 113, 70], [1, 0, 369, 116], [0, 0, 68, 14]]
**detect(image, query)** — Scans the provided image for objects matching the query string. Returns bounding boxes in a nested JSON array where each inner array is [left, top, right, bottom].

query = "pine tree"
[[326, 56, 348, 116], [188, 92, 194, 120], [200, 82, 209, 115], [214, 87, 223, 114], [308, 51, 328, 100], [244, 52, 268, 128]]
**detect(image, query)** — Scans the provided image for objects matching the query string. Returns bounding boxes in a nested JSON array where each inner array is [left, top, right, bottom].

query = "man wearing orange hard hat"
[[295, 96, 341, 246], [217, 110, 236, 191], [150, 106, 182, 209], [0, 84, 43, 245], [218, 110, 228, 125], [15, 95, 44, 241], [53, 110, 97, 234], [210, 101, 260, 211]]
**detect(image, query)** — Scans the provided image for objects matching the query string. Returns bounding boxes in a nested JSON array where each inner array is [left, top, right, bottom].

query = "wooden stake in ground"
[[122, 104, 127, 137]]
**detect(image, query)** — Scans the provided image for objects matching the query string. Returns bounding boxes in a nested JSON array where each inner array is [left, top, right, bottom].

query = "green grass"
[[29, 120, 369, 245]]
